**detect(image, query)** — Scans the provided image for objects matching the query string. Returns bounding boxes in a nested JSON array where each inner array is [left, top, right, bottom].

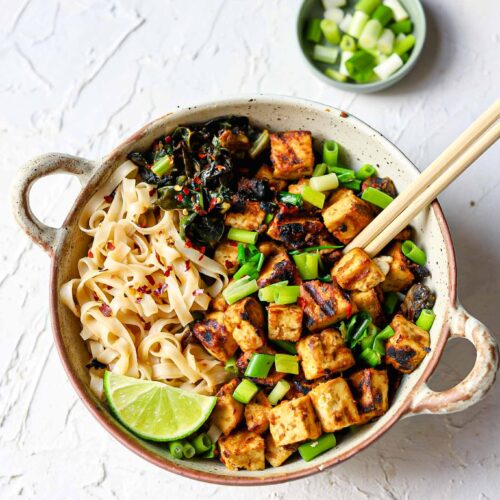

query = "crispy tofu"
[[386, 314, 431, 373], [192, 311, 239, 362], [351, 289, 386, 326], [224, 297, 265, 352], [267, 304, 303, 342], [214, 240, 239, 275], [309, 378, 360, 432], [219, 430, 265, 471], [380, 242, 415, 292], [269, 395, 322, 446], [224, 201, 266, 231], [265, 433, 298, 467], [257, 249, 297, 288], [348, 368, 389, 424], [211, 379, 244, 436], [255, 165, 288, 192], [322, 188, 375, 244], [300, 280, 353, 331], [270, 131, 314, 180], [332, 248, 386, 292], [210, 292, 228, 312], [297, 328, 355, 380], [244, 392, 272, 434]]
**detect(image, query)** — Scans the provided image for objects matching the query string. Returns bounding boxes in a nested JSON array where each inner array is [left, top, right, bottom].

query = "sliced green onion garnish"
[[320, 19, 341, 45], [302, 186, 326, 209], [337, 171, 356, 183], [377, 28, 395, 55], [245, 353, 275, 378], [275, 354, 299, 375], [359, 347, 382, 367], [372, 5, 394, 26], [298, 433, 337, 462], [201, 443, 216, 458], [401, 240, 427, 266], [355, 0, 381, 15], [288, 244, 343, 255], [340, 34, 357, 52], [361, 186, 394, 208], [313, 44, 339, 64], [293, 253, 319, 280], [227, 228, 258, 244], [274, 285, 301, 305], [390, 19, 413, 35], [151, 155, 173, 177], [394, 34, 416, 56], [248, 129, 270, 159], [348, 10, 369, 38], [224, 357, 239, 376], [191, 433, 212, 455], [222, 278, 259, 305], [258, 281, 289, 302], [359, 19, 383, 50], [342, 179, 362, 191], [346, 50, 376, 80], [327, 165, 352, 175], [279, 191, 303, 206], [269, 340, 298, 355], [268, 380, 291, 406], [383, 291, 399, 314], [233, 262, 258, 280], [325, 68, 348, 83], [305, 18, 322, 43], [169, 440, 184, 459], [237, 243, 246, 264], [356, 164, 377, 180], [181, 440, 196, 459], [416, 309, 436, 331], [264, 213, 274, 224], [322, 140, 340, 166], [309, 173, 339, 192], [372, 325, 395, 354], [232, 379, 259, 404], [384, 0, 409, 22], [313, 163, 328, 177]]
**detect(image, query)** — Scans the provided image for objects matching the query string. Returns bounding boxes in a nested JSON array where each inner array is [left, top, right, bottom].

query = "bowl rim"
[[295, 0, 427, 93], [48, 95, 456, 485]]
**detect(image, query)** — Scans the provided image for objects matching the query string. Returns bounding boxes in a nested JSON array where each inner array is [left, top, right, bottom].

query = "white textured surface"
[[1, 0, 499, 498]]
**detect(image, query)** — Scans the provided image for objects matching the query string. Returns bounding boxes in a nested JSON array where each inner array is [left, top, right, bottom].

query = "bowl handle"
[[406, 304, 498, 416], [10, 153, 97, 255]]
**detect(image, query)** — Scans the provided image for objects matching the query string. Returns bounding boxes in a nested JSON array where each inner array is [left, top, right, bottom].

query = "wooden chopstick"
[[344, 99, 500, 256]]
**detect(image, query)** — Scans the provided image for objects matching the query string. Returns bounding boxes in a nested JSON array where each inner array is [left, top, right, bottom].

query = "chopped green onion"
[[377, 28, 395, 54], [279, 191, 303, 206], [320, 19, 341, 45], [245, 353, 275, 378], [323, 140, 340, 166], [305, 18, 322, 43], [224, 357, 239, 376], [401, 52, 410, 63], [359, 347, 382, 367], [227, 228, 258, 244], [268, 380, 291, 405], [401, 240, 427, 266], [355, 0, 381, 15], [313, 163, 328, 177], [348, 10, 369, 38], [337, 171, 356, 183], [322, 0, 347, 8], [233, 262, 258, 280], [274, 285, 301, 305], [416, 309, 436, 331], [383, 291, 399, 314], [258, 281, 289, 302], [264, 213, 274, 224], [359, 19, 383, 50], [356, 164, 377, 180], [394, 34, 416, 56], [256, 252, 265, 271], [339, 50, 354, 76], [313, 44, 339, 65], [339, 13, 353, 33], [181, 440, 196, 459], [349, 315, 372, 348], [328, 165, 352, 175], [373, 52, 403, 79], [299, 433, 337, 461], [169, 440, 184, 459], [201, 443, 216, 458], [346, 50, 376, 81], [390, 19, 413, 35], [361, 186, 394, 208], [309, 173, 339, 192], [318, 274, 333, 282], [324, 6, 344, 24], [269, 340, 298, 355], [249, 129, 270, 159], [293, 253, 319, 280], [302, 186, 326, 209], [372, 325, 395, 354], [232, 379, 259, 404], [340, 34, 357, 52], [151, 155, 173, 177], [237, 243, 246, 264], [372, 5, 394, 26], [222, 278, 259, 305], [342, 179, 362, 191], [325, 68, 348, 83], [289, 244, 343, 255], [191, 433, 212, 455], [384, 0, 408, 21], [275, 354, 299, 375]]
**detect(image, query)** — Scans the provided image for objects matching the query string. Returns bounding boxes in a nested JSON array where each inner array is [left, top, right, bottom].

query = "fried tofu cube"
[[214, 240, 239, 275], [224, 297, 265, 352], [255, 165, 288, 192], [224, 201, 266, 231], [256, 250, 296, 288], [297, 328, 355, 380], [269, 395, 322, 446], [270, 131, 314, 180], [322, 188, 374, 244], [351, 289, 386, 326], [380, 242, 415, 292], [211, 379, 244, 436], [265, 433, 298, 467], [244, 392, 272, 434], [309, 378, 360, 432], [348, 369, 389, 424], [210, 292, 228, 312], [300, 280, 353, 331], [267, 304, 303, 342], [332, 248, 386, 292], [386, 314, 431, 373], [219, 430, 265, 471], [192, 311, 239, 362]]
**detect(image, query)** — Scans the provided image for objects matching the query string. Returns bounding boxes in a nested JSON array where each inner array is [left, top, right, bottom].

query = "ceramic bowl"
[[297, 0, 427, 93], [11, 95, 498, 485]]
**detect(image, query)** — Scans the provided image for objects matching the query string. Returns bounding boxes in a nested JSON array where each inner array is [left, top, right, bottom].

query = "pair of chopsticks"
[[344, 99, 500, 257]]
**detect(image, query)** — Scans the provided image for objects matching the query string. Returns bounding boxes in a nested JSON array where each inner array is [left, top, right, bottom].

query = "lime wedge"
[[103, 371, 217, 442]]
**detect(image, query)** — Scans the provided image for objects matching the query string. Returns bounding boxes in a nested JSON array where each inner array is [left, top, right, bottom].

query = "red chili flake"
[[193, 176, 202, 185], [340, 111, 348, 118], [198, 254, 204, 261], [88, 250, 94, 258], [192, 289, 203, 297], [198, 153, 207, 159], [165, 135, 172, 144], [208, 197, 218, 211], [99, 303, 112, 317], [176, 194, 184, 202], [137, 285, 150, 294], [155, 252, 164, 266], [182, 186, 190, 195], [185, 240, 193, 248], [92, 292, 99, 301], [136, 297, 143, 303], [145, 275, 155, 286], [225, 260, 235, 269], [149, 188, 157, 196], [185, 260, 191, 271], [297, 297, 306, 309], [104, 194, 114, 203], [106, 241, 115, 251], [346, 302, 353, 318], [229, 241, 237, 247], [164, 265, 173, 277], [200, 246, 206, 254]]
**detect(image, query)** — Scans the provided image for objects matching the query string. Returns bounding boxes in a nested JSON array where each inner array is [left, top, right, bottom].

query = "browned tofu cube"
[[192, 311, 239, 362], [210, 292, 228, 312], [322, 188, 374, 244], [214, 240, 239, 275], [348, 368, 389, 424], [219, 430, 265, 471], [351, 288, 386, 326], [269, 395, 322, 446], [244, 392, 272, 434], [255, 165, 288, 192], [211, 379, 244, 436], [300, 280, 354, 331], [386, 314, 431, 373], [309, 378, 360, 432], [267, 304, 303, 342], [297, 328, 355, 380], [270, 131, 314, 180], [256, 249, 296, 288], [380, 242, 415, 292], [332, 248, 385, 292], [224, 201, 266, 231], [265, 433, 298, 467], [224, 297, 265, 352]]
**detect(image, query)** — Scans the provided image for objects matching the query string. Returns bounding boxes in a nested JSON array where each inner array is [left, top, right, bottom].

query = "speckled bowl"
[[11, 96, 498, 485]]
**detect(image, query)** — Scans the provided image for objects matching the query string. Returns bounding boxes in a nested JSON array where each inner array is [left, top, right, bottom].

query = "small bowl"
[[297, 0, 427, 93]]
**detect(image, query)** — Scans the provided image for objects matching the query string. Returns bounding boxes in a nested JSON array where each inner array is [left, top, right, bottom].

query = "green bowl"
[[297, 0, 426, 93]]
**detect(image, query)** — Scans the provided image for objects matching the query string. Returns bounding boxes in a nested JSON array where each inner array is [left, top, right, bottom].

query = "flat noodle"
[[60, 161, 229, 398]]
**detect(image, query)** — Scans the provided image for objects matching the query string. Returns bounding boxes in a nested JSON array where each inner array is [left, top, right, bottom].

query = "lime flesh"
[[103, 371, 217, 442]]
